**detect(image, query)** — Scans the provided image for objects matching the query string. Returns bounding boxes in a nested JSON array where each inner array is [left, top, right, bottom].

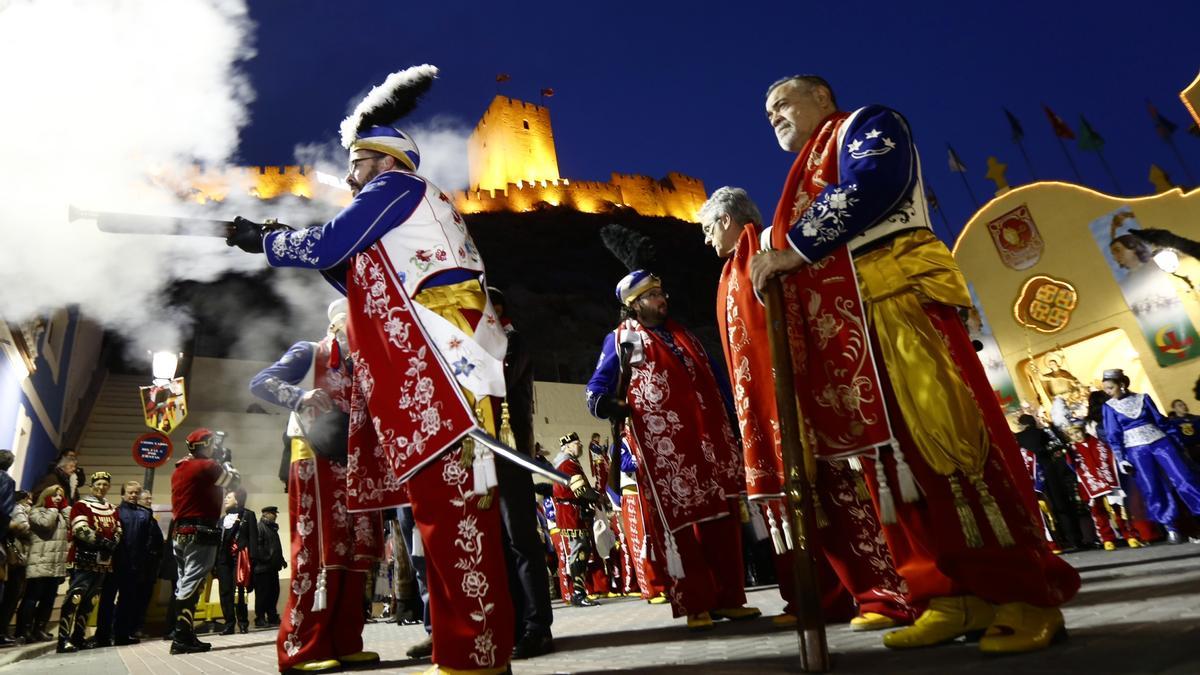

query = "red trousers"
[[1088, 498, 1136, 543], [277, 457, 367, 671], [549, 530, 572, 600], [863, 305, 1080, 610], [612, 511, 639, 595], [620, 490, 669, 599], [408, 449, 514, 671], [648, 499, 748, 618], [766, 461, 914, 623]]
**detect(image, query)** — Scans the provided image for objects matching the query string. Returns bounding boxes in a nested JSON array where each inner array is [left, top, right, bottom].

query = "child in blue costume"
[[1101, 369, 1200, 544]]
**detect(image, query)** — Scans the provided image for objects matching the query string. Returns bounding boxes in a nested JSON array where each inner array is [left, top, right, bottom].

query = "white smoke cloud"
[[0, 0, 258, 356]]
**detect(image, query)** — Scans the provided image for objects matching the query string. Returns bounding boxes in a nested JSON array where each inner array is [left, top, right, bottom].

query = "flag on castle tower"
[[540, 88, 555, 98], [1042, 105, 1075, 140], [1147, 101, 1178, 139], [496, 73, 511, 83]]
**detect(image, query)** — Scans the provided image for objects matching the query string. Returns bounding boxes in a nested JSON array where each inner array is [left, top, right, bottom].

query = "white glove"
[[1119, 460, 1134, 475]]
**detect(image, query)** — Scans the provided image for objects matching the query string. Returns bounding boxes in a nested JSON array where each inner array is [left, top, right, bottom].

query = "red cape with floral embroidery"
[[622, 318, 743, 532]]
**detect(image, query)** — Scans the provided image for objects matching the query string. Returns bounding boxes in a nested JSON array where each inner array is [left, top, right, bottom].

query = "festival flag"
[[948, 145, 967, 172], [1147, 101, 1178, 139], [1004, 108, 1025, 141], [1042, 105, 1075, 139], [495, 73, 511, 83], [1077, 116, 1104, 151], [540, 88, 555, 97]]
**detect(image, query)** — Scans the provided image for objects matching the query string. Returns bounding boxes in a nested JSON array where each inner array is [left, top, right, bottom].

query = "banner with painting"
[[1088, 207, 1200, 366], [966, 284, 1020, 412]]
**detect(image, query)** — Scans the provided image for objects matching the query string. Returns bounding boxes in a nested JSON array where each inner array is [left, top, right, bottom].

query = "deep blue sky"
[[239, 1, 1200, 243]]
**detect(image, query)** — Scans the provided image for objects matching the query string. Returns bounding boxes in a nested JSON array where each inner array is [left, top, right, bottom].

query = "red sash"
[[1070, 438, 1120, 501], [623, 319, 743, 532], [765, 112, 893, 459], [343, 243, 478, 512]]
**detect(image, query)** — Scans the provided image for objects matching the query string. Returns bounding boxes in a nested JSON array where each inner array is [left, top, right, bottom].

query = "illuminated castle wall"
[[457, 96, 707, 222]]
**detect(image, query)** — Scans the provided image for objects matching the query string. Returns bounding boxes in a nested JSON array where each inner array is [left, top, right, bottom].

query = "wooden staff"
[[763, 276, 829, 672]]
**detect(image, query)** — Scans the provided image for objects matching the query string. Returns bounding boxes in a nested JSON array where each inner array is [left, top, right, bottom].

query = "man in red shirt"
[[551, 433, 600, 608], [170, 428, 238, 655]]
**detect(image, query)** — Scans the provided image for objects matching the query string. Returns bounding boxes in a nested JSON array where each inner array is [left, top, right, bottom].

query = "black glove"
[[98, 537, 118, 554], [226, 216, 268, 254]]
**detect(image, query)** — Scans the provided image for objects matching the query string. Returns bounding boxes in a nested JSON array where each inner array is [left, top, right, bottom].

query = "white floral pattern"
[[271, 227, 324, 265]]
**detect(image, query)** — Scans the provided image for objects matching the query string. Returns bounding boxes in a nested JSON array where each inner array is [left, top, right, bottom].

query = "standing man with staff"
[[748, 74, 1080, 653]]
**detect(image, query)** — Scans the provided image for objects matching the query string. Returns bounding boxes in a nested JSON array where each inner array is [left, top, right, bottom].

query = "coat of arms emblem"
[[986, 204, 1044, 270]]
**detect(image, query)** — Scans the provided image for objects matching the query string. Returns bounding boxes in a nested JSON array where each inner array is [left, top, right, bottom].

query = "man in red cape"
[[699, 186, 914, 632], [586, 268, 760, 630], [748, 75, 1080, 653]]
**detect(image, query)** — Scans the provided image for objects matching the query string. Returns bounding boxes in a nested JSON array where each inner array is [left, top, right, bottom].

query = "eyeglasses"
[[701, 214, 725, 238], [641, 289, 669, 301], [348, 154, 384, 171]]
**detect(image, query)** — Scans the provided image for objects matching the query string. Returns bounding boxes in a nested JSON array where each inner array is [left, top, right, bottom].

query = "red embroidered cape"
[[762, 112, 894, 461], [344, 244, 478, 512], [1069, 437, 1121, 501], [623, 318, 744, 532]]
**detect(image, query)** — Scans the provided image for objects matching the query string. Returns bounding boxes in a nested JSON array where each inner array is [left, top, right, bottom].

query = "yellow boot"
[[711, 606, 761, 621], [770, 613, 798, 628], [686, 612, 714, 631], [882, 596, 994, 649], [978, 603, 1066, 654], [340, 651, 380, 668], [648, 594, 669, 605], [1103, 541, 1117, 551], [286, 659, 340, 674], [1127, 538, 1144, 549], [850, 612, 898, 632]]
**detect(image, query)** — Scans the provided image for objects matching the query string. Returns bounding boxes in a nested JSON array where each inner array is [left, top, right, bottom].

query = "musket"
[[764, 276, 830, 673], [607, 341, 635, 494], [69, 205, 236, 238]]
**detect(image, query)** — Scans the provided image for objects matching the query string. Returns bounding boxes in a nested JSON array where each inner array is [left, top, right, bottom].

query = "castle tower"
[[468, 95, 560, 192]]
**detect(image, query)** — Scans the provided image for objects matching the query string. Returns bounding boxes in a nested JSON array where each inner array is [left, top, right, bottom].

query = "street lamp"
[[151, 351, 178, 383]]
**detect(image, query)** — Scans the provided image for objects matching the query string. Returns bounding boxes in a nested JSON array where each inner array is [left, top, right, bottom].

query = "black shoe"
[[219, 623, 236, 636], [162, 629, 175, 641], [512, 631, 554, 659], [0, 636, 15, 648], [33, 630, 54, 643], [239, 622, 249, 634], [170, 638, 212, 655], [115, 636, 141, 646], [56, 641, 78, 654], [253, 618, 266, 629], [570, 593, 599, 607], [405, 635, 433, 659], [268, 617, 281, 627]]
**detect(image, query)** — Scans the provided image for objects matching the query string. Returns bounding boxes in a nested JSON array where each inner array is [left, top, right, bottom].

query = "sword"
[[69, 205, 236, 238], [468, 429, 570, 486]]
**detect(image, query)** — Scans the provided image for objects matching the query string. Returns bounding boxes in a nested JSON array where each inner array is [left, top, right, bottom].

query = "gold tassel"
[[499, 401, 516, 447], [848, 457, 871, 501], [460, 435, 475, 468], [949, 474, 983, 548], [873, 449, 896, 524], [811, 482, 830, 528], [970, 474, 1014, 547]]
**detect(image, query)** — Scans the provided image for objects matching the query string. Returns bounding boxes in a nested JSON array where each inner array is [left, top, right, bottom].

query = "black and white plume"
[[339, 64, 438, 148], [600, 223, 656, 271]]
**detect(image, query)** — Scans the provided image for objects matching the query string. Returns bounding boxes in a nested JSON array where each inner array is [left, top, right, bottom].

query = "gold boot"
[[686, 612, 714, 631], [340, 651, 380, 668], [770, 613, 798, 628], [978, 603, 1066, 654], [1103, 541, 1117, 551], [286, 659, 341, 674], [711, 606, 761, 621], [1127, 538, 1144, 549], [850, 612, 898, 632], [882, 596, 994, 649], [417, 664, 510, 675]]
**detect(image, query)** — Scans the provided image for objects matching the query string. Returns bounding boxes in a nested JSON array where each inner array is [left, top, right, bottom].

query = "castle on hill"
[[178, 96, 707, 222], [454, 96, 707, 222]]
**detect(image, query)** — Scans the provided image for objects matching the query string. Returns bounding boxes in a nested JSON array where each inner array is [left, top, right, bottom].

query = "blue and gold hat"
[[616, 270, 661, 307], [350, 126, 421, 171]]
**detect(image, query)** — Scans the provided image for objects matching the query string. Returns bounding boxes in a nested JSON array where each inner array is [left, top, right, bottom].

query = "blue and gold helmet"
[[615, 270, 661, 307], [350, 125, 420, 172]]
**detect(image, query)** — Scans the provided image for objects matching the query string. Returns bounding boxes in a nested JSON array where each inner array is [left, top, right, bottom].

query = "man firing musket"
[[224, 64, 563, 675]]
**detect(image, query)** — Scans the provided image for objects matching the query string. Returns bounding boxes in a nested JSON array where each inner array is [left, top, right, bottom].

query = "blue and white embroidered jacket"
[[1103, 393, 1183, 461], [764, 105, 932, 262], [263, 170, 486, 297]]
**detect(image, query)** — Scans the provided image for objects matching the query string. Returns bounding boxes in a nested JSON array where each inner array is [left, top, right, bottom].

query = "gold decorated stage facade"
[[955, 182, 1200, 410]]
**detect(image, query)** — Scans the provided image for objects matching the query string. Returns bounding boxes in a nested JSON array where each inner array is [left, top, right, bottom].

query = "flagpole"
[[957, 171, 979, 208], [1055, 136, 1084, 183], [1095, 149, 1124, 194], [1166, 137, 1197, 185], [1014, 138, 1038, 181]]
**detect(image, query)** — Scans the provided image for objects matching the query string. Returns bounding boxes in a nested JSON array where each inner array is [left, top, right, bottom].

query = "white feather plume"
[[339, 64, 439, 148]]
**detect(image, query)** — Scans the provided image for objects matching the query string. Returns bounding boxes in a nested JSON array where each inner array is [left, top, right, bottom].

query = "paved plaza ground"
[[3, 543, 1197, 674]]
